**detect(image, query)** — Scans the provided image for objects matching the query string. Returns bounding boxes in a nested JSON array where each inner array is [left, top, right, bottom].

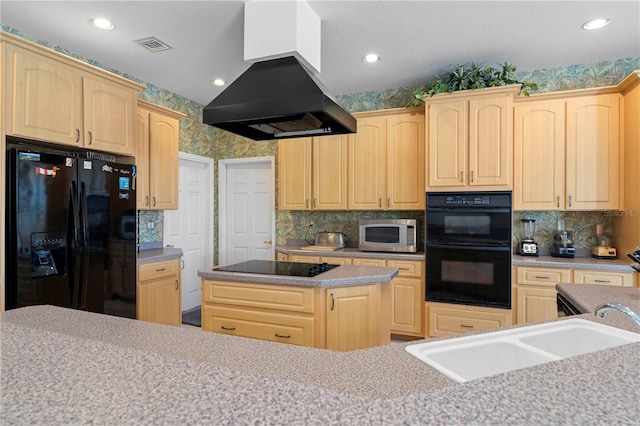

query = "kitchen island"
[[198, 260, 398, 351], [1, 299, 638, 425]]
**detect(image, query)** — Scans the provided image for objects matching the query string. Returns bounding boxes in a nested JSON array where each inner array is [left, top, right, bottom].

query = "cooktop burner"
[[214, 260, 339, 277]]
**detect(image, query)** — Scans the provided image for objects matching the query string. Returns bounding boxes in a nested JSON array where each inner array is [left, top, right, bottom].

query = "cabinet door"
[[138, 275, 181, 326], [513, 100, 565, 210], [566, 94, 621, 210], [135, 109, 151, 209], [468, 95, 511, 188], [313, 135, 348, 210], [148, 112, 179, 209], [8, 45, 83, 145], [427, 100, 467, 188], [278, 138, 312, 210], [326, 285, 380, 351], [388, 259, 424, 335], [386, 113, 425, 209], [83, 76, 136, 155], [516, 287, 558, 324], [348, 116, 387, 209]]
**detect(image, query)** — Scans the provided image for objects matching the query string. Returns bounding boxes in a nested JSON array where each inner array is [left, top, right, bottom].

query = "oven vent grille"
[[134, 37, 173, 53]]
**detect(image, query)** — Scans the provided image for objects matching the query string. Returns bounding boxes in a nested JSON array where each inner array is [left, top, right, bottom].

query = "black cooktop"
[[215, 260, 339, 277]]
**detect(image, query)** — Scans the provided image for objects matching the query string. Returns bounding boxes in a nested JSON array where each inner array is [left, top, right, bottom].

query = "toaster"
[[315, 232, 347, 248]]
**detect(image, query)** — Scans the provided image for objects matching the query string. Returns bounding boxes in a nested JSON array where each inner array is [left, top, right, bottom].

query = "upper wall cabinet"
[[278, 134, 349, 210], [136, 100, 185, 210], [2, 33, 144, 156], [425, 85, 518, 191], [514, 93, 621, 211], [348, 108, 425, 210]]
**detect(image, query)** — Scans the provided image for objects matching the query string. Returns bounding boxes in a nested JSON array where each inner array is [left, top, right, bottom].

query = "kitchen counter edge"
[[512, 255, 634, 272], [137, 248, 184, 264], [276, 245, 424, 261]]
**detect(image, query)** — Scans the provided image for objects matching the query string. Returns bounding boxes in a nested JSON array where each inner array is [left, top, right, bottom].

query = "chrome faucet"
[[594, 303, 640, 327]]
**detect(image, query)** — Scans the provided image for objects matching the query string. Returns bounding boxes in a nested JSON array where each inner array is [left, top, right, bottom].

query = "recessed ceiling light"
[[212, 79, 226, 87], [582, 17, 611, 30], [362, 53, 380, 63], [90, 17, 115, 31]]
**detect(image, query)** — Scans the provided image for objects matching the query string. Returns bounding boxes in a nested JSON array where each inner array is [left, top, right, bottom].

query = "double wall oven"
[[425, 191, 512, 309]]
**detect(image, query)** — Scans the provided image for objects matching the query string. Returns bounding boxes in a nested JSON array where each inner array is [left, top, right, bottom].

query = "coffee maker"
[[591, 224, 617, 259], [551, 219, 575, 258], [519, 218, 538, 256]]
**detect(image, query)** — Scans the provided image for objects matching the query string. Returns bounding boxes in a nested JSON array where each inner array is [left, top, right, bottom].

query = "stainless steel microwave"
[[358, 219, 418, 253]]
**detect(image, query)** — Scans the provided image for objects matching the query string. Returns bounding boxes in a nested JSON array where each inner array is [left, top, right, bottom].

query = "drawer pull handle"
[[88, 131, 93, 145], [275, 333, 291, 339], [221, 326, 236, 331], [75, 128, 80, 143], [398, 267, 410, 270], [155, 268, 166, 272], [330, 293, 335, 311], [535, 276, 550, 279], [594, 279, 610, 283], [175, 280, 178, 290], [460, 324, 474, 328]]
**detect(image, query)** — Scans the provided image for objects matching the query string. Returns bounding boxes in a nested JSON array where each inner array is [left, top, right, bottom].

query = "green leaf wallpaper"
[[3, 25, 638, 261]]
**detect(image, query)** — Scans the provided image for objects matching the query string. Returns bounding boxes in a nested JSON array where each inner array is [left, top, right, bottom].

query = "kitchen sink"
[[405, 319, 639, 383]]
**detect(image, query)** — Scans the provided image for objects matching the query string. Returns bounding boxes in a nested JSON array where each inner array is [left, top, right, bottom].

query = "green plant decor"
[[409, 60, 540, 106]]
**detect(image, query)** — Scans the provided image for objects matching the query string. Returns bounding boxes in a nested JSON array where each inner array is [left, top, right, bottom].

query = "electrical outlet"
[[147, 222, 155, 229]]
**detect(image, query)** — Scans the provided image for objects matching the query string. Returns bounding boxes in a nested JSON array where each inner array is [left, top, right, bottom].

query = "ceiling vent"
[[134, 37, 173, 53]]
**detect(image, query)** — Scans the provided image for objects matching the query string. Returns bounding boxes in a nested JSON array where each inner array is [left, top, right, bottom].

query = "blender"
[[551, 219, 575, 258], [519, 218, 538, 256], [591, 224, 617, 259]]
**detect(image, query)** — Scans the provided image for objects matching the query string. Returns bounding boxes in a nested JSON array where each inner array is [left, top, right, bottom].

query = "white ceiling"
[[1, 1, 639, 106]]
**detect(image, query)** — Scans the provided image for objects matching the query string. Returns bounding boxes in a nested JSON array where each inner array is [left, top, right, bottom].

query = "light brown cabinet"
[[201, 279, 390, 351], [278, 135, 348, 210], [514, 93, 621, 210], [288, 254, 424, 337], [348, 109, 425, 210], [2, 37, 142, 156], [426, 85, 518, 191], [514, 266, 635, 325], [137, 259, 182, 326], [136, 100, 184, 210]]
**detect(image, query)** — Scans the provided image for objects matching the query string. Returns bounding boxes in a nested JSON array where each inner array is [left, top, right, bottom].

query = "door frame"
[[218, 156, 276, 265]]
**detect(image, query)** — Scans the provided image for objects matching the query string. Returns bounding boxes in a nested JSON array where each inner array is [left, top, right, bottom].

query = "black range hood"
[[203, 56, 357, 140]]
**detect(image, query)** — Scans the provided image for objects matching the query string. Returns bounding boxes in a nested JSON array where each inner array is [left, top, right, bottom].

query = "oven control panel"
[[444, 195, 490, 206]]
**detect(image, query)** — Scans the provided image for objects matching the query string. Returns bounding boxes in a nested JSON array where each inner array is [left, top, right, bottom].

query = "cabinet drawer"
[[138, 259, 179, 281], [352, 258, 386, 267], [515, 266, 571, 287], [321, 256, 352, 265], [289, 255, 321, 263], [202, 306, 314, 347], [573, 270, 635, 287], [202, 280, 315, 313], [429, 306, 510, 337], [387, 259, 423, 278]]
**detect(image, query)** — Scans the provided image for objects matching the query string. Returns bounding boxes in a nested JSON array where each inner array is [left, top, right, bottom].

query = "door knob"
[[264, 239, 272, 245], [166, 244, 174, 248]]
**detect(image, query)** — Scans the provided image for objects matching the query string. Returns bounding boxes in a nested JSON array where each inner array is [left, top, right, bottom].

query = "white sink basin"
[[405, 319, 639, 383]]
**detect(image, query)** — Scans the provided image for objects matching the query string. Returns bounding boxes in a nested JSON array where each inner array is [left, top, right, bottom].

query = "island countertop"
[[198, 262, 399, 287]]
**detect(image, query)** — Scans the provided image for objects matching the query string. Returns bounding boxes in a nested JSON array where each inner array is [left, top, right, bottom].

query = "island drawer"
[[202, 306, 315, 347], [202, 280, 316, 313], [138, 259, 180, 282], [428, 306, 511, 337]]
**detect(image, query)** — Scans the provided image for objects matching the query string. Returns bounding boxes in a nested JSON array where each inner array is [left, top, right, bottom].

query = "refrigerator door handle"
[[78, 182, 90, 310], [69, 182, 82, 309]]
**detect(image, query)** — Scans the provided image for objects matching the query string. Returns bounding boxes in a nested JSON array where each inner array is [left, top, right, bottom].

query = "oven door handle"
[[426, 207, 511, 214], [426, 243, 510, 252]]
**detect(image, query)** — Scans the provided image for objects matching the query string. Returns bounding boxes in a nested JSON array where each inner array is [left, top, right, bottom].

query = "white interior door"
[[219, 157, 275, 265], [164, 152, 213, 312]]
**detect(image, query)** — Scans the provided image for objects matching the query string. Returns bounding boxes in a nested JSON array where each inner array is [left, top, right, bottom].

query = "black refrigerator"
[[5, 141, 137, 319]]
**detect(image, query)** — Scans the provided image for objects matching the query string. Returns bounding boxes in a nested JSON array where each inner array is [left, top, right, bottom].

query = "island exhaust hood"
[[202, 1, 356, 140], [202, 56, 356, 141]]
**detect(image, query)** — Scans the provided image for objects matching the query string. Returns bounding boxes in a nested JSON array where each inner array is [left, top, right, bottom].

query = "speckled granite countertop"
[[513, 254, 634, 271], [198, 263, 399, 287], [557, 282, 640, 314], [137, 247, 183, 264], [277, 245, 424, 261], [1, 304, 638, 424]]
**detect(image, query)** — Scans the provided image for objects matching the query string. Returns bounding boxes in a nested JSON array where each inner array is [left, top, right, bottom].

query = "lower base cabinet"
[[426, 302, 512, 337], [289, 254, 424, 338], [137, 259, 181, 326], [201, 279, 391, 351]]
